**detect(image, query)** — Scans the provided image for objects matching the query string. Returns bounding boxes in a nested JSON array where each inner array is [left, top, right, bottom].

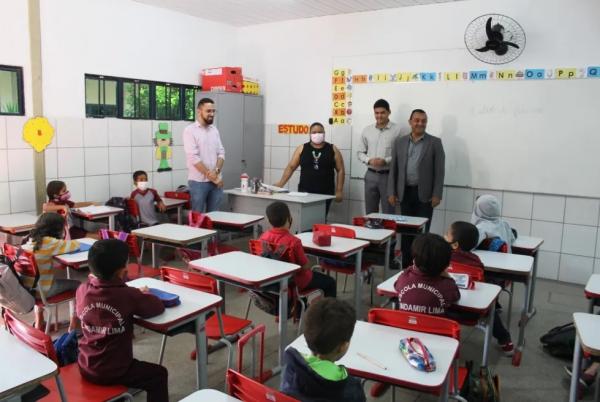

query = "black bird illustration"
[[476, 17, 520, 55]]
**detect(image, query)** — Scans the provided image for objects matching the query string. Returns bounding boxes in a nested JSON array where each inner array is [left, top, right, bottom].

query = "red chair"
[[313, 223, 375, 302], [367, 308, 466, 401], [247, 239, 323, 335], [159, 266, 253, 369], [164, 190, 191, 210], [227, 369, 299, 402], [235, 324, 273, 383], [99, 229, 158, 279], [6, 245, 76, 334], [448, 261, 485, 282], [178, 211, 239, 264], [3, 310, 133, 402], [125, 199, 144, 228]]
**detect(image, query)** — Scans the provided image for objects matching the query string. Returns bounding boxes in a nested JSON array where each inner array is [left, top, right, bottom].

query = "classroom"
[[1, 0, 599, 401]]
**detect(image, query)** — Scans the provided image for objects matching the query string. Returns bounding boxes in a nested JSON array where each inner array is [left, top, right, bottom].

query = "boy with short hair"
[[130, 170, 166, 226], [259, 201, 336, 297], [76, 239, 168, 402], [445, 221, 514, 355], [281, 298, 365, 402]]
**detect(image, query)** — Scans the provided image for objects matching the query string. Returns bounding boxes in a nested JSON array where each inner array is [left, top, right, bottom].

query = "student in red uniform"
[[394, 233, 459, 316], [76, 239, 168, 402], [259, 201, 336, 298], [445, 221, 514, 355], [130, 170, 166, 226]]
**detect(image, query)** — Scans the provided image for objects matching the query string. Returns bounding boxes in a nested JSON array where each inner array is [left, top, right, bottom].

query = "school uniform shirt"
[[450, 248, 484, 270], [130, 188, 162, 226], [259, 228, 312, 290], [76, 276, 165, 381], [23, 237, 80, 293], [393, 265, 460, 316]]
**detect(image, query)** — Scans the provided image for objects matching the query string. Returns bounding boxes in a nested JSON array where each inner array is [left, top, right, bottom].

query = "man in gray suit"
[[388, 109, 445, 268]]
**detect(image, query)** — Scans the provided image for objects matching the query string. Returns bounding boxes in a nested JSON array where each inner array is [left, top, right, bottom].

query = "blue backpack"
[[53, 330, 79, 366]]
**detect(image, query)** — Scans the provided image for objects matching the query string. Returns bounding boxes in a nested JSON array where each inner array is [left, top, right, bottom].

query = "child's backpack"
[[53, 330, 79, 366], [106, 197, 139, 233], [540, 322, 576, 359], [461, 360, 501, 402], [0, 248, 36, 314]]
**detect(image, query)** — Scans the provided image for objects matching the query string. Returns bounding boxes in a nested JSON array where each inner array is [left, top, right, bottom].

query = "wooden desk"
[[128, 278, 222, 390]]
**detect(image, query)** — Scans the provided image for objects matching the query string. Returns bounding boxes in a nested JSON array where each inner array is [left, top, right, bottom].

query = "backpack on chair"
[[461, 361, 501, 402], [106, 197, 140, 233], [0, 248, 36, 314]]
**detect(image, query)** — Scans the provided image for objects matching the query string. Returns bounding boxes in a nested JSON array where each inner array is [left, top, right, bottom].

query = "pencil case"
[[399, 337, 436, 372], [148, 288, 181, 307], [313, 231, 331, 246]]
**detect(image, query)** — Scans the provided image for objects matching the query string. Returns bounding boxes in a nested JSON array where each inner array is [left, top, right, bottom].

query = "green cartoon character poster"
[[154, 122, 173, 172]]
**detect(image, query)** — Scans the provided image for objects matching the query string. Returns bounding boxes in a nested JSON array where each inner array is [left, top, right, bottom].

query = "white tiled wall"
[[262, 122, 600, 285]]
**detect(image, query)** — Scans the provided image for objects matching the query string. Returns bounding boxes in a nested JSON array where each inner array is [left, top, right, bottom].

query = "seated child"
[[471, 194, 516, 252], [43, 180, 95, 239], [25, 213, 81, 330], [260, 201, 336, 298], [76, 239, 168, 402], [281, 298, 365, 402], [130, 170, 166, 226], [394, 233, 460, 316], [445, 221, 514, 355]]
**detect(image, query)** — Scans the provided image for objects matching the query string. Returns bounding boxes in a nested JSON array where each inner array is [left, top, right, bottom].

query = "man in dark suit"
[[388, 109, 445, 268]]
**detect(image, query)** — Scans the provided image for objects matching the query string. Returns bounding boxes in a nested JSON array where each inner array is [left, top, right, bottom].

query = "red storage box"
[[201, 67, 243, 93], [313, 231, 331, 247]]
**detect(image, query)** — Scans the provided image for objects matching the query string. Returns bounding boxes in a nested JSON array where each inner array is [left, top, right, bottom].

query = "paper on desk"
[[262, 184, 289, 193], [375, 213, 406, 222], [288, 192, 308, 197], [74, 205, 117, 214]]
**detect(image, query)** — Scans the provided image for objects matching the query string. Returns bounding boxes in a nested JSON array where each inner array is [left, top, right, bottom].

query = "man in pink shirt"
[[183, 98, 225, 212]]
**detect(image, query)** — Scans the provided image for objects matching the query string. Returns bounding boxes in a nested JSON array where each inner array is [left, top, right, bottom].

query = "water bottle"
[[241, 173, 249, 193]]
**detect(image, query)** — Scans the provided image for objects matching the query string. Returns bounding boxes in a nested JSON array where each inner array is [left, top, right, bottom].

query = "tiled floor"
[[10, 236, 598, 401]]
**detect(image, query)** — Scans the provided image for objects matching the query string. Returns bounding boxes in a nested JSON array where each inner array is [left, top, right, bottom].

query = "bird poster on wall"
[[154, 122, 173, 172]]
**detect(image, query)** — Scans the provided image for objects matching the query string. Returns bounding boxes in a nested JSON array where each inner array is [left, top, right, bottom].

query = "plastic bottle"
[[241, 173, 249, 193]]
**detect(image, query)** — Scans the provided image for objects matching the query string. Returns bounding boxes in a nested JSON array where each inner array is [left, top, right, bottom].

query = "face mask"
[[58, 191, 71, 201], [136, 181, 148, 191], [310, 133, 325, 145]]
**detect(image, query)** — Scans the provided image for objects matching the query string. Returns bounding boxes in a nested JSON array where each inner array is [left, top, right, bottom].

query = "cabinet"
[[195, 92, 264, 193]]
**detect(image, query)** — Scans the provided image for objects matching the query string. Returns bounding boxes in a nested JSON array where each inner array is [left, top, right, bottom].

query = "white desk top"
[[179, 389, 241, 402], [330, 224, 394, 244], [0, 213, 38, 233], [295, 232, 369, 256], [585, 274, 600, 298], [72, 205, 123, 218], [54, 238, 97, 265], [225, 188, 335, 204], [132, 223, 216, 245], [366, 213, 429, 228], [573, 313, 600, 355], [0, 330, 58, 399], [162, 197, 188, 208], [128, 278, 222, 332], [288, 320, 458, 388], [190, 251, 300, 287], [377, 273, 501, 312], [512, 236, 544, 251], [206, 211, 264, 227], [473, 250, 533, 275]]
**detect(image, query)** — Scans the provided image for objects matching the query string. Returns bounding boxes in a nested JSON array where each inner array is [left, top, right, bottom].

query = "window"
[[155, 83, 181, 120], [183, 86, 196, 120], [85, 75, 118, 117], [122, 80, 150, 119], [0, 65, 24, 115]]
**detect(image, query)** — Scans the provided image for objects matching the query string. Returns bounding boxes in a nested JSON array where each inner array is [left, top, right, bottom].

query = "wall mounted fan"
[[465, 14, 526, 64]]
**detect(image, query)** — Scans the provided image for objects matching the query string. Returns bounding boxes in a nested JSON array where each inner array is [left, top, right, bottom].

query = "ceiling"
[[133, 0, 465, 27]]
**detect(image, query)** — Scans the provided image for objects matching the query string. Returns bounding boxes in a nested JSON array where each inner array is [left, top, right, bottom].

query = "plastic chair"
[[226, 369, 299, 402], [178, 211, 239, 264], [159, 266, 253, 369], [100, 229, 158, 279], [367, 308, 466, 401], [6, 244, 76, 334], [247, 239, 323, 335], [3, 309, 133, 402], [235, 324, 273, 383]]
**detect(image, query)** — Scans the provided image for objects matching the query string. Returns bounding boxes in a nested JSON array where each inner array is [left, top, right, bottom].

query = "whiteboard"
[[349, 78, 600, 198]]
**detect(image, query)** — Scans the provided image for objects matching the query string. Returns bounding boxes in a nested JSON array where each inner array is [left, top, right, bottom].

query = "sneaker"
[[564, 365, 596, 388], [370, 382, 390, 397], [499, 341, 514, 356]]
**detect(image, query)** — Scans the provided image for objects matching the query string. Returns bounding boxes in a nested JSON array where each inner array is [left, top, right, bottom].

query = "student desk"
[[377, 273, 501, 367], [206, 211, 264, 238], [288, 320, 458, 402], [179, 389, 241, 401], [224, 189, 334, 233], [0, 213, 38, 246], [162, 197, 188, 225], [295, 232, 370, 316], [0, 330, 59, 401], [71, 205, 123, 231], [127, 278, 222, 390], [585, 274, 600, 313], [131, 223, 216, 267], [328, 223, 395, 279], [365, 213, 429, 234], [54, 237, 97, 277], [473, 250, 534, 366], [512, 236, 544, 319], [569, 313, 600, 402], [189, 251, 300, 369]]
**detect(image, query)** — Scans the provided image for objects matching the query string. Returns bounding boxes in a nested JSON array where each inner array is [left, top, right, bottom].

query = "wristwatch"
[[215, 167, 221, 174]]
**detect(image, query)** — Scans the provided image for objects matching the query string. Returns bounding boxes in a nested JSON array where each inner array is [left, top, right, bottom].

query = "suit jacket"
[[388, 132, 445, 203]]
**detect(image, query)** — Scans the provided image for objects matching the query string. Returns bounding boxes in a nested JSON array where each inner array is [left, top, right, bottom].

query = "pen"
[[357, 352, 388, 370]]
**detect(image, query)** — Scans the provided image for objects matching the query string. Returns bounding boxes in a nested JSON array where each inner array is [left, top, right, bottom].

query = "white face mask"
[[136, 181, 148, 191], [310, 133, 325, 145]]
